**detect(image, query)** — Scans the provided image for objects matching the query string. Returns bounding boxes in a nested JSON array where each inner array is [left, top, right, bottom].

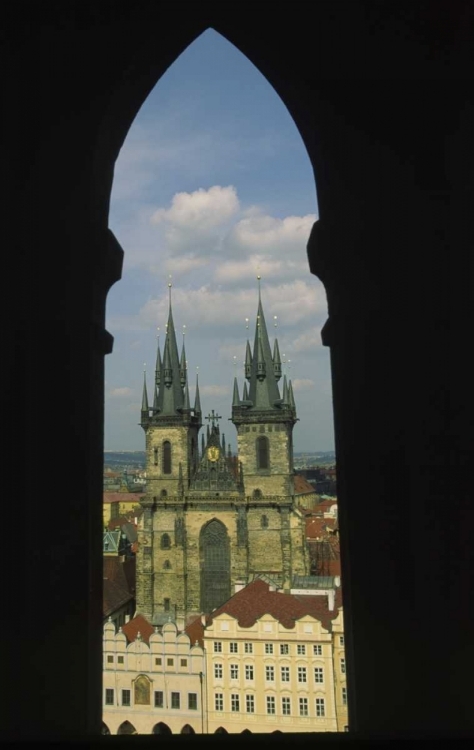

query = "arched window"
[[261, 514, 269, 528], [153, 447, 158, 466], [256, 436, 269, 469], [160, 489, 167, 498], [200, 520, 231, 612], [163, 559, 171, 569], [163, 441, 172, 474], [161, 533, 171, 549], [253, 489, 262, 499]]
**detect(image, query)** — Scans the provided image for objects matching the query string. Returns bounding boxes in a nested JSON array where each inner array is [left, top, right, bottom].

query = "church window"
[[161, 533, 171, 549], [164, 598, 170, 611], [259, 425, 265, 433], [160, 489, 167, 498], [200, 521, 231, 613], [253, 489, 262, 499], [261, 514, 268, 528], [268, 425, 273, 432], [163, 559, 171, 569], [245, 426, 250, 433], [154, 447, 158, 466], [256, 436, 270, 469], [163, 441, 172, 474]]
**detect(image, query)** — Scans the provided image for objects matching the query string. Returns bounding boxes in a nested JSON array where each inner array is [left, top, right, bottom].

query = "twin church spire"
[[141, 278, 296, 427]]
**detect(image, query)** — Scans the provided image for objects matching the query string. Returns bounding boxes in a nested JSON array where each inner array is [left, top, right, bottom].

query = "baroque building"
[[136, 284, 310, 625]]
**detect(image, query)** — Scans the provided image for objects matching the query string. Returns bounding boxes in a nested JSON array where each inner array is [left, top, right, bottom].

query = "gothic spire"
[[153, 384, 159, 413], [155, 282, 185, 416], [194, 374, 202, 415], [141, 370, 149, 414], [233, 377, 240, 407], [180, 334, 187, 387], [222, 433, 226, 453], [201, 432, 205, 457], [245, 340, 252, 380], [273, 338, 282, 381], [282, 374, 289, 406], [288, 379, 296, 410], [247, 281, 282, 410], [155, 336, 162, 387], [183, 379, 190, 410], [242, 381, 249, 401]]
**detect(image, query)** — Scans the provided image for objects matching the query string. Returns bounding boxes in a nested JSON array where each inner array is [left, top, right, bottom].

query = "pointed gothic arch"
[[117, 721, 137, 735], [152, 722, 172, 735], [199, 519, 231, 612]]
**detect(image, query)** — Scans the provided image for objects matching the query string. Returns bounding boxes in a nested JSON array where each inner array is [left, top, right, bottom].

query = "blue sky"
[[106, 29, 334, 453]]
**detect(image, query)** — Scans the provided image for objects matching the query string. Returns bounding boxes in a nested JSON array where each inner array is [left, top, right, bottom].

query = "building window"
[[122, 690, 131, 707], [265, 665, 275, 681], [246, 694, 255, 713], [171, 692, 180, 709], [245, 664, 254, 680], [160, 488, 167, 498], [266, 696, 276, 715], [297, 666, 307, 683], [313, 645, 322, 656], [180, 658, 188, 667], [105, 689, 114, 705], [154, 691, 163, 708], [260, 513, 268, 527], [253, 489, 262, 499], [344, 725, 349, 732], [164, 598, 170, 612], [214, 663, 223, 679], [107, 655, 113, 663], [339, 636, 345, 646], [299, 697, 308, 716], [231, 694, 240, 712], [297, 644, 306, 655], [280, 644, 289, 655], [154, 447, 158, 466], [230, 642, 238, 653], [163, 559, 171, 569], [188, 693, 198, 710], [281, 666, 290, 682], [214, 642, 222, 653], [314, 667, 324, 683], [161, 533, 171, 549], [256, 435, 270, 469], [316, 697, 326, 717], [265, 643, 274, 654], [244, 642, 253, 654], [341, 658, 346, 674], [282, 697, 291, 716], [342, 687, 348, 706], [117, 656, 124, 664], [215, 693, 224, 712], [167, 658, 174, 667], [155, 657, 162, 666], [230, 664, 239, 680], [163, 441, 172, 474]]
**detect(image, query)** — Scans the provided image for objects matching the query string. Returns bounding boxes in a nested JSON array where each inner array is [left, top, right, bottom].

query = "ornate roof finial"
[[168, 275, 172, 306], [257, 273, 261, 302]]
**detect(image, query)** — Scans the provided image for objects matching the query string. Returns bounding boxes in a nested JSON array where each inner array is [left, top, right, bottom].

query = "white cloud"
[[228, 212, 316, 254], [291, 378, 315, 392], [291, 328, 323, 353], [165, 254, 209, 275], [151, 185, 239, 229], [108, 387, 134, 398]]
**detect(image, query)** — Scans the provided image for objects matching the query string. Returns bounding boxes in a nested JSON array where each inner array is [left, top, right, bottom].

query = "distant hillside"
[[103, 451, 146, 468]]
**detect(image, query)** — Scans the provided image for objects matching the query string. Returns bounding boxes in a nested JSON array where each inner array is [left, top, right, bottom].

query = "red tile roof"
[[293, 474, 316, 495], [103, 492, 145, 504], [103, 556, 136, 595], [306, 516, 338, 539], [196, 579, 342, 632], [185, 616, 205, 648], [121, 614, 155, 645]]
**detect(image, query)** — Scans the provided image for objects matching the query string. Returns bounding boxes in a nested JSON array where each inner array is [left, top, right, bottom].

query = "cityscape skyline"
[[105, 29, 334, 453]]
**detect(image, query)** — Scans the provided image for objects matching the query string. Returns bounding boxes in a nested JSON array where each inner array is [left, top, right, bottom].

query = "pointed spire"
[[155, 327, 162, 387], [206, 424, 210, 441], [243, 381, 249, 401], [282, 374, 289, 405], [194, 374, 202, 414], [233, 377, 240, 407], [222, 433, 226, 453], [183, 380, 190, 410], [141, 369, 149, 413], [201, 432, 205, 457], [227, 443, 231, 459], [153, 384, 159, 413], [273, 338, 282, 381], [163, 338, 173, 387], [180, 332, 187, 387], [289, 379, 296, 410], [245, 340, 252, 380], [256, 335, 266, 381]]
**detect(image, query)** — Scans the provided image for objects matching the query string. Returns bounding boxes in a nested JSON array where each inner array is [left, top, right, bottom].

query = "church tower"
[[231, 279, 304, 589], [137, 283, 202, 624]]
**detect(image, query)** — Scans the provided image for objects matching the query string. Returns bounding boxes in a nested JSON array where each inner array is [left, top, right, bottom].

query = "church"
[[136, 283, 310, 626]]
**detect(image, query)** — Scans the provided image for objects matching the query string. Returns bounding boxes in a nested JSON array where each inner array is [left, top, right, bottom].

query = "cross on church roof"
[[205, 410, 222, 428]]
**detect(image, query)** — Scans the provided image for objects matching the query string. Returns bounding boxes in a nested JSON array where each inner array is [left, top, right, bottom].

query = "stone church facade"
[[136, 284, 309, 626]]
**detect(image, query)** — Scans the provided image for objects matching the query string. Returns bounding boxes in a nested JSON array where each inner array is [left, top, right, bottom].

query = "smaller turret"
[[245, 340, 252, 380], [273, 339, 282, 381]]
